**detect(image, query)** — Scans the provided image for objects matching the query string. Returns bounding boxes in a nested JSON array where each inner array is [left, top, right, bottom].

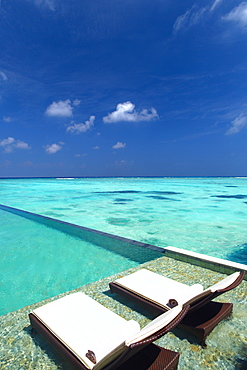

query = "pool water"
[[0, 177, 247, 263], [0, 209, 160, 316], [1, 177, 247, 315]]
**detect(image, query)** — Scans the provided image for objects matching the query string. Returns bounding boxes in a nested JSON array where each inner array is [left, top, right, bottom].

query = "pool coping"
[[163, 246, 247, 277]]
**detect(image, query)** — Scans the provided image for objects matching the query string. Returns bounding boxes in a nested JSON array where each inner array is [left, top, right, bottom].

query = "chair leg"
[[116, 343, 180, 370], [178, 301, 233, 346]]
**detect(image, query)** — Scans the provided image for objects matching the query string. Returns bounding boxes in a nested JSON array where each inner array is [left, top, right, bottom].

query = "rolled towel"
[[167, 299, 178, 308]]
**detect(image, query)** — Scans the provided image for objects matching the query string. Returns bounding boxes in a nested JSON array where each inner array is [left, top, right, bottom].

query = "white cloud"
[[67, 116, 95, 134], [75, 153, 87, 157], [173, 8, 193, 34], [173, 5, 207, 33], [45, 143, 63, 154], [3, 116, 12, 122], [222, 2, 247, 29], [45, 99, 73, 117], [226, 113, 247, 135], [93, 146, 100, 149], [173, 0, 223, 33], [210, 0, 223, 12], [73, 99, 81, 106], [0, 71, 7, 81], [112, 141, 126, 149], [15, 141, 30, 149], [103, 101, 159, 123], [0, 137, 15, 146], [0, 137, 31, 153]]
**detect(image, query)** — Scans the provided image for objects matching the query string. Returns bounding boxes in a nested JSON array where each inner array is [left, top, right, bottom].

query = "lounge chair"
[[29, 292, 189, 370], [109, 269, 245, 347]]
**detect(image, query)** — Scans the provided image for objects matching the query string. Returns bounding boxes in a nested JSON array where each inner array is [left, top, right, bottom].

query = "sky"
[[0, 0, 247, 177]]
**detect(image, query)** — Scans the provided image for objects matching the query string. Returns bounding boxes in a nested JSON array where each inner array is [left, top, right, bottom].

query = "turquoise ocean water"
[[0, 177, 246, 314]]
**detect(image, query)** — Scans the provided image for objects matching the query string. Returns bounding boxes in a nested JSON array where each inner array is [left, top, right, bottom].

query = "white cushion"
[[115, 269, 204, 309], [32, 292, 140, 370]]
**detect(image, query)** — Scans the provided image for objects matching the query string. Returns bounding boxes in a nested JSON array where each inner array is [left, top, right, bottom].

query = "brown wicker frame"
[[109, 271, 245, 347], [29, 305, 189, 370]]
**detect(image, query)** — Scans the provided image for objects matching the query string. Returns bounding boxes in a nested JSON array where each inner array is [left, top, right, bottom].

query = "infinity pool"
[[0, 207, 160, 315], [0, 177, 247, 263], [1, 176, 247, 315]]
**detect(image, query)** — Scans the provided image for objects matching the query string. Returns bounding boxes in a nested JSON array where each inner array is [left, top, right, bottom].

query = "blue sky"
[[1, 0, 247, 177]]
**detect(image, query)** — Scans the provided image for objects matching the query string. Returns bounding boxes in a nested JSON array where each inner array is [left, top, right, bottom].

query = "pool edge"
[[163, 246, 247, 278]]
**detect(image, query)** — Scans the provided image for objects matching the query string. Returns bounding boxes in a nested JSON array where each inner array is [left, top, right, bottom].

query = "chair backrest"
[[94, 305, 189, 370], [98, 305, 189, 370], [182, 289, 213, 309], [126, 305, 183, 346], [185, 270, 246, 313], [207, 271, 244, 292]]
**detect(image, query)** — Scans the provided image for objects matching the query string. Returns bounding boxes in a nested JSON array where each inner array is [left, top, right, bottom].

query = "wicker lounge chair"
[[109, 269, 245, 347], [29, 292, 189, 370]]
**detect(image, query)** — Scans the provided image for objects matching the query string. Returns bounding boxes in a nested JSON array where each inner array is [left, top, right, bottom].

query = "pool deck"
[[1, 253, 246, 370]]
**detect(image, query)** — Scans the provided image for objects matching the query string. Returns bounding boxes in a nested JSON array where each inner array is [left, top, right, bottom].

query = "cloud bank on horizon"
[[0, 0, 247, 176]]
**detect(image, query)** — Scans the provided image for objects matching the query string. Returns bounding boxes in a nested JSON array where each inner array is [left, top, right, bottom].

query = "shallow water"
[[0, 177, 246, 263], [1, 209, 150, 315], [1, 256, 246, 370]]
